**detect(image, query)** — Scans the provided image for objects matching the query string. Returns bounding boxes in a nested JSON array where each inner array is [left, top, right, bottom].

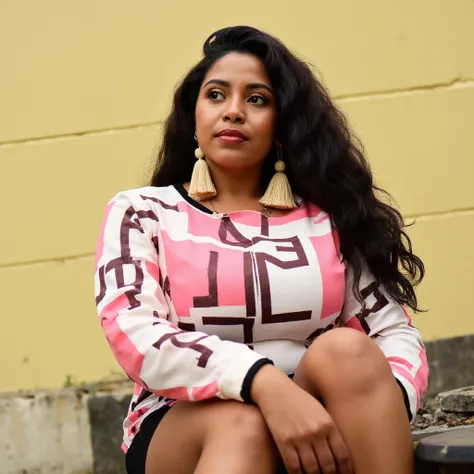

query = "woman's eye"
[[208, 90, 225, 100], [248, 95, 267, 105]]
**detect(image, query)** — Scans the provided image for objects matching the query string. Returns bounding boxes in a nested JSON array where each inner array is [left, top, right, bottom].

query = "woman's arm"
[[339, 267, 429, 420], [94, 190, 271, 403]]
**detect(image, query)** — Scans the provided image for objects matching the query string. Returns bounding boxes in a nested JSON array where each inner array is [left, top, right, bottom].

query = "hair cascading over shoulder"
[[150, 26, 425, 312]]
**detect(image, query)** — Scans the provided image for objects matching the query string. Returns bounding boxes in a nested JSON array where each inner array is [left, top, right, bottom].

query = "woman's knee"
[[296, 328, 392, 393], [145, 400, 275, 474]]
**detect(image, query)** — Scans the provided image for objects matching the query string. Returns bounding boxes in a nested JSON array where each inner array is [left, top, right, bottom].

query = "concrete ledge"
[[425, 334, 474, 398], [3, 333, 474, 473], [0, 389, 95, 474], [88, 390, 131, 474], [1, 383, 132, 474], [438, 386, 474, 413]]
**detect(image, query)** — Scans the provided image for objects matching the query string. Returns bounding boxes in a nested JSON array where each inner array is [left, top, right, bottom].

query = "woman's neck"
[[208, 164, 263, 202]]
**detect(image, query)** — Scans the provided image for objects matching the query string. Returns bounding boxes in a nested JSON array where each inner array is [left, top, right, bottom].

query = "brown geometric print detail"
[[354, 282, 389, 335], [253, 236, 312, 324], [158, 200, 179, 212], [178, 321, 196, 331], [218, 216, 253, 248], [153, 310, 170, 322], [119, 208, 144, 257], [260, 214, 269, 237], [139, 195, 179, 212], [243, 252, 256, 317], [163, 276, 171, 298], [96, 256, 144, 310], [202, 316, 255, 344], [193, 251, 218, 308], [151, 236, 159, 253], [153, 327, 213, 368], [96, 204, 159, 309]]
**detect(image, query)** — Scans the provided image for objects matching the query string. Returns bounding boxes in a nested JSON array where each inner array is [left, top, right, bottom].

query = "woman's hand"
[[251, 365, 353, 474]]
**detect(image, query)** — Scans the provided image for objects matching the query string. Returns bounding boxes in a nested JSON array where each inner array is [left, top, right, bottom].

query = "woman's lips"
[[217, 135, 247, 143], [216, 129, 248, 143]]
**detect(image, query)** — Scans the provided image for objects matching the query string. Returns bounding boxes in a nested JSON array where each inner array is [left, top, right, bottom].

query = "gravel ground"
[[413, 397, 474, 431]]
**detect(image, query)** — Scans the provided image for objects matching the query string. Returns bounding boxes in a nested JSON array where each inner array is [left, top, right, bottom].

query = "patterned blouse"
[[94, 184, 428, 452]]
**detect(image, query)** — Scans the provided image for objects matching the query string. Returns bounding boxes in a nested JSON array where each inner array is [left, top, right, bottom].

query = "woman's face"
[[195, 52, 277, 171]]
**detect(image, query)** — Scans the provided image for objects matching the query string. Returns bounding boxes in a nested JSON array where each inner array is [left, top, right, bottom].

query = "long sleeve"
[[94, 191, 270, 403], [339, 267, 428, 420]]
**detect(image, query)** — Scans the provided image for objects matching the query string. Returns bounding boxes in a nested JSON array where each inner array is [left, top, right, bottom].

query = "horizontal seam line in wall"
[[336, 77, 474, 103], [0, 253, 94, 270], [1, 78, 474, 147], [405, 207, 474, 223], [0, 121, 162, 148]]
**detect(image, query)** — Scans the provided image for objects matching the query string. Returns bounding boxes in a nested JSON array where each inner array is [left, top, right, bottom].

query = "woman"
[[95, 26, 428, 474]]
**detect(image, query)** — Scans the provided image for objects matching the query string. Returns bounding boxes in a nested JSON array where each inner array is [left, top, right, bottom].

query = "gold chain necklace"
[[208, 199, 272, 217]]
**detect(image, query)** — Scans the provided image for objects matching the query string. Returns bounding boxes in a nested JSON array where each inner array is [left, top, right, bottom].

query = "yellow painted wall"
[[1, 1, 473, 393]]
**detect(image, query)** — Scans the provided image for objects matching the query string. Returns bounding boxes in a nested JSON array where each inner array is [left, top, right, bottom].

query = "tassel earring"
[[188, 138, 217, 202], [259, 147, 297, 210]]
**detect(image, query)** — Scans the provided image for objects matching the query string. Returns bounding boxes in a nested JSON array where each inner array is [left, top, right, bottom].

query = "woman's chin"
[[207, 151, 262, 171], [209, 155, 261, 171]]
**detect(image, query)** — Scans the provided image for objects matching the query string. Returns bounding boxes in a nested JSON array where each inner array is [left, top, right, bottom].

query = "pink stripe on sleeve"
[[102, 316, 145, 383], [414, 347, 429, 397], [391, 365, 421, 405], [155, 386, 190, 400], [342, 316, 366, 333], [387, 356, 414, 370], [95, 202, 114, 271], [192, 380, 219, 400], [100, 294, 145, 383], [145, 260, 160, 283], [99, 293, 130, 325]]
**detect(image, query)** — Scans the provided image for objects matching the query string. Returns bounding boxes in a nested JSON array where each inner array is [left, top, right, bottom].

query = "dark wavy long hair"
[[150, 26, 425, 311]]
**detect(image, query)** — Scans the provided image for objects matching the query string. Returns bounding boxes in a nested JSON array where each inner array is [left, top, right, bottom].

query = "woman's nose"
[[223, 100, 246, 123], [224, 112, 245, 123]]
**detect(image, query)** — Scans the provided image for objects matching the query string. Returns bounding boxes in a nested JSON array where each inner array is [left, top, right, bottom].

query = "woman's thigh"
[[131, 399, 278, 474]]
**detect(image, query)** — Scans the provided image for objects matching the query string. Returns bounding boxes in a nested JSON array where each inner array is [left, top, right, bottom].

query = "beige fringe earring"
[[188, 139, 217, 202], [259, 147, 297, 210]]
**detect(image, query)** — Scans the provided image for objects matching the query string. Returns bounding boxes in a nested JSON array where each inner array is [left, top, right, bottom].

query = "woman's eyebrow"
[[203, 79, 274, 95]]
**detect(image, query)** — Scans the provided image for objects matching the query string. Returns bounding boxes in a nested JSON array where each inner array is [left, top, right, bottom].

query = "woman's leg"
[[144, 398, 279, 474], [293, 327, 414, 474]]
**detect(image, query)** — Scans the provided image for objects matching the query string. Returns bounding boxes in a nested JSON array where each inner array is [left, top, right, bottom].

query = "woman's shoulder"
[[107, 185, 181, 208]]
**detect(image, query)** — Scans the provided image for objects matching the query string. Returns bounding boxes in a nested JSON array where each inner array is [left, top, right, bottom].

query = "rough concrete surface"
[[89, 391, 130, 474], [438, 386, 474, 414], [425, 335, 474, 398], [0, 390, 94, 474]]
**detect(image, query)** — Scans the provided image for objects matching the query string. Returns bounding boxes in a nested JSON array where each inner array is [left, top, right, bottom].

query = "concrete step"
[[2, 382, 474, 474]]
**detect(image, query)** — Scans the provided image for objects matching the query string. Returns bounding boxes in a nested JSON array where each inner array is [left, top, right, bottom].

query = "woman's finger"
[[328, 430, 353, 474], [312, 439, 337, 474], [278, 443, 303, 474], [297, 442, 320, 474]]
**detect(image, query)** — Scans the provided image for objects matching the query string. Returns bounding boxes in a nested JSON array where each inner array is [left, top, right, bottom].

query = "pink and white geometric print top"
[[94, 184, 428, 452]]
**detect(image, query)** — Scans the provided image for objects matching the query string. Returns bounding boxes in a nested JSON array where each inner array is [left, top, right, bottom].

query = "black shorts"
[[125, 380, 411, 474], [125, 406, 172, 474]]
